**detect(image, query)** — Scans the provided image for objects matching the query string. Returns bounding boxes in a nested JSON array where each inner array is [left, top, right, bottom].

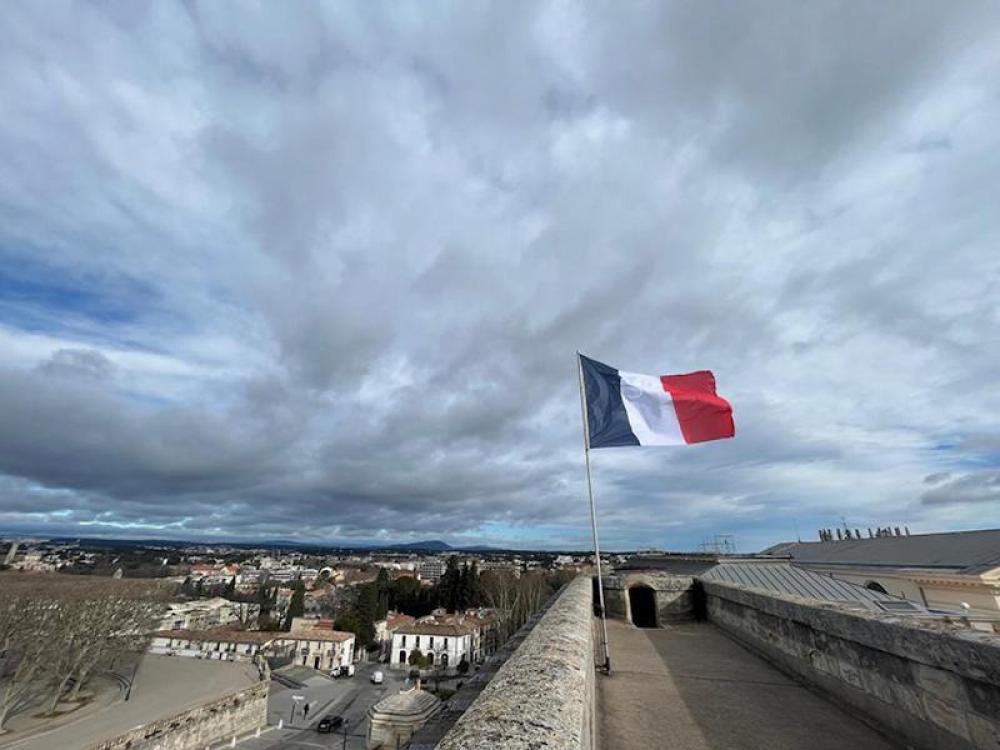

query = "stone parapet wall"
[[433, 576, 595, 750], [703, 580, 1000, 750], [87, 679, 268, 750], [603, 573, 696, 624]]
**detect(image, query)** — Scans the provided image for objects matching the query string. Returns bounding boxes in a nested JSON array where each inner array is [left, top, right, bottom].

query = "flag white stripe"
[[618, 370, 685, 446]]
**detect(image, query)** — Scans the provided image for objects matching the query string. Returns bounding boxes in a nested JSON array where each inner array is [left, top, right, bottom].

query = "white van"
[[371, 670, 384, 685]]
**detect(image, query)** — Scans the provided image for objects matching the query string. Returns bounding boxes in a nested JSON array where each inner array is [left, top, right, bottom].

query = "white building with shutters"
[[390, 622, 474, 672]]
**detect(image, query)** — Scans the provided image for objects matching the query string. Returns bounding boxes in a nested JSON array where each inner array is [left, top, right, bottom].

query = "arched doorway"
[[399, 650, 407, 664], [629, 585, 657, 628], [440, 653, 449, 668]]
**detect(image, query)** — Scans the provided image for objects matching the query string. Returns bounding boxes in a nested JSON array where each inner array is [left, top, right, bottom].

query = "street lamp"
[[341, 718, 350, 750]]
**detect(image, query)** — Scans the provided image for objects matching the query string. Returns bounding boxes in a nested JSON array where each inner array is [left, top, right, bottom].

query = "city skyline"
[[2, 3, 1000, 552]]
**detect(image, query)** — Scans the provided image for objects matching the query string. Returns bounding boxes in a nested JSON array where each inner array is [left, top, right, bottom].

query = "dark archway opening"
[[629, 585, 657, 628], [865, 581, 889, 594]]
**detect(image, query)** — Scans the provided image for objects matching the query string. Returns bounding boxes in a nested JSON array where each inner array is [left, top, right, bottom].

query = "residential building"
[[418, 558, 447, 581], [157, 597, 260, 631], [235, 568, 270, 587], [390, 622, 474, 671], [150, 626, 355, 671], [372, 611, 416, 660], [479, 559, 520, 577]]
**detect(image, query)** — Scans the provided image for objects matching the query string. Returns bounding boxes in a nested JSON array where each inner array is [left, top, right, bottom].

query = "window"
[[428, 637, 434, 649], [864, 581, 889, 595], [401, 635, 407, 647], [416, 636, 421, 647], [442, 637, 448, 649]]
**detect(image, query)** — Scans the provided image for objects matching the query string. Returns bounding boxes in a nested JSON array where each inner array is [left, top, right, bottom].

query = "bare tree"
[[0, 585, 59, 732], [0, 574, 167, 728], [480, 571, 522, 642], [43, 579, 168, 711]]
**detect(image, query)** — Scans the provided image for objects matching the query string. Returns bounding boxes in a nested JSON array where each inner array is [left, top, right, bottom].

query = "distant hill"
[[385, 540, 452, 551]]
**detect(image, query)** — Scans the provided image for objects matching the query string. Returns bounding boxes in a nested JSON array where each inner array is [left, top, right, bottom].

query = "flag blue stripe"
[[580, 355, 640, 448]]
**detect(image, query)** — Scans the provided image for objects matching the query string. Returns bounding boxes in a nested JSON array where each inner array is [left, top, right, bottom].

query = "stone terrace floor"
[[6, 655, 259, 750], [597, 619, 900, 750]]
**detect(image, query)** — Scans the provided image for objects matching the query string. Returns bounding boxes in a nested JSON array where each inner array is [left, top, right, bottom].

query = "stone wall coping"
[[433, 576, 594, 750], [604, 572, 695, 591], [702, 580, 1000, 683]]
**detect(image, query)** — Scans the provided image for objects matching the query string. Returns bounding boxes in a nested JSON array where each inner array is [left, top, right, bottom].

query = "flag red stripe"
[[660, 371, 735, 444]]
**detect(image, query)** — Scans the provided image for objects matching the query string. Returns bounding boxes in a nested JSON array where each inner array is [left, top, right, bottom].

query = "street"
[[238, 662, 407, 750]]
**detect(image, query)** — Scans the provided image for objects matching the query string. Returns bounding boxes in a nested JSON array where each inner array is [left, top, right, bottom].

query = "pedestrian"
[[303, 702, 310, 719]]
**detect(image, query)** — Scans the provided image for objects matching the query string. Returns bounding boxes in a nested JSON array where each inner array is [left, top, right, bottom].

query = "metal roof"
[[763, 528, 1000, 574], [697, 561, 905, 609], [616, 555, 720, 575]]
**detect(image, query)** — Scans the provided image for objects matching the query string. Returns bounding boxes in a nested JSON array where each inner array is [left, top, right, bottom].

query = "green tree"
[[388, 576, 425, 614], [334, 609, 360, 636], [408, 648, 427, 668], [375, 568, 390, 619], [282, 581, 305, 631], [438, 556, 461, 612], [354, 585, 378, 645], [459, 562, 482, 611]]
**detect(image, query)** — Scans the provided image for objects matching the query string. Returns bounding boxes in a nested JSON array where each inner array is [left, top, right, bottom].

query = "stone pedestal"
[[367, 686, 440, 749]]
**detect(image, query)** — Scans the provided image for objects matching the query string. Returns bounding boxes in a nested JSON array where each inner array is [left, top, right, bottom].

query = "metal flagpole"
[[577, 352, 612, 675]]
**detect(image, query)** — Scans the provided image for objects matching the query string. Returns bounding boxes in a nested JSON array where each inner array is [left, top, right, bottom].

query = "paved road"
[[241, 662, 407, 750]]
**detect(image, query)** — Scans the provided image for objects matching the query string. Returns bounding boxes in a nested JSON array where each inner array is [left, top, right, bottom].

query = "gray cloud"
[[38, 348, 116, 380], [921, 471, 1000, 506], [1, 2, 999, 549]]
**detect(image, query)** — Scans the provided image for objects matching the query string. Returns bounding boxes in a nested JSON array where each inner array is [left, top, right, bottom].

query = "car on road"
[[371, 670, 384, 684], [331, 664, 355, 678], [317, 714, 344, 733]]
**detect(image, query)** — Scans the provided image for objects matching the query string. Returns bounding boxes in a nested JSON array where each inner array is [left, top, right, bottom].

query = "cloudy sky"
[[1, 2, 999, 552]]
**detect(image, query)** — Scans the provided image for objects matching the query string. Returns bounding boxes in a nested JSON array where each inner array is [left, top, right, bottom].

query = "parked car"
[[371, 670, 384, 684], [317, 715, 344, 733], [331, 664, 356, 678]]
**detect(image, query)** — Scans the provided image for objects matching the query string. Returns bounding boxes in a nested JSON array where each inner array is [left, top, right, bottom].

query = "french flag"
[[579, 355, 735, 448]]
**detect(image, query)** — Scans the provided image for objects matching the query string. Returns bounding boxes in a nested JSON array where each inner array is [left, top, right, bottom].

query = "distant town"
[[2, 526, 1000, 750], [0, 534, 607, 749]]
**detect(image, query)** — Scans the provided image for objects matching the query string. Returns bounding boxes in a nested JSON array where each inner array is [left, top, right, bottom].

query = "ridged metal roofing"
[[763, 528, 1000, 574], [698, 561, 911, 609]]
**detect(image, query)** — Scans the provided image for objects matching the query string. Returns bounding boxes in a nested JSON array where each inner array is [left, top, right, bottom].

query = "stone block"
[[922, 693, 972, 742], [966, 679, 1000, 722], [915, 664, 966, 707], [966, 711, 1000, 749]]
